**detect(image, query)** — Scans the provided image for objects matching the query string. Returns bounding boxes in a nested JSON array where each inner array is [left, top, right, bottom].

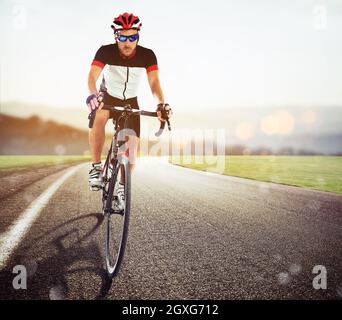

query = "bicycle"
[[88, 103, 171, 278]]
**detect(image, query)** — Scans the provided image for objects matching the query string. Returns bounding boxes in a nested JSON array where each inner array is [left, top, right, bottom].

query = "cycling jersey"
[[91, 44, 158, 100]]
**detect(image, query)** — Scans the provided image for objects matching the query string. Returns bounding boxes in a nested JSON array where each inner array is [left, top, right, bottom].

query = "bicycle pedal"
[[110, 208, 124, 216], [89, 185, 102, 191]]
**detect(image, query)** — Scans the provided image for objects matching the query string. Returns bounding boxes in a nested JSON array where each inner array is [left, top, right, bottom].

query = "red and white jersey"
[[91, 44, 158, 100]]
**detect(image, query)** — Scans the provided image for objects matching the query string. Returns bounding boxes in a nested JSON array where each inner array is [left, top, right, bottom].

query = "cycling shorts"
[[103, 92, 140, 138]]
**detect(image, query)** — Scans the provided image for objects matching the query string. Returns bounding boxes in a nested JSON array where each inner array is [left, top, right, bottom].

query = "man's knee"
[[127, 136, 139, 160], [93, 110, 109, 127], [119, 136, 139, 158]]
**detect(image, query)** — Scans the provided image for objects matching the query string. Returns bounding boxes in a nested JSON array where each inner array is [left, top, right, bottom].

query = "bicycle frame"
[[102, 111, 130, 215]]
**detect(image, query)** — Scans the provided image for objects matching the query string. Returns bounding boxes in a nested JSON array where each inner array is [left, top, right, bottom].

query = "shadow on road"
[[0, 213, 116, 300]]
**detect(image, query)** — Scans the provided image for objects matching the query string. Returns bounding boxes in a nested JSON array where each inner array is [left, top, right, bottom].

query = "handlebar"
[[88, 104, 171, 137]]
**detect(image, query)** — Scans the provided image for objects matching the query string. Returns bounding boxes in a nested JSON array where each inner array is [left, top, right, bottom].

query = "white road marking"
[[0, 163, 85, 270]]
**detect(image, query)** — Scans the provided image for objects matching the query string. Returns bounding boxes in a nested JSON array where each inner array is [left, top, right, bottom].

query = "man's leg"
[[119, 135, 139, 184], [127, 135, 139, 172], [89, 109, 110, 163]]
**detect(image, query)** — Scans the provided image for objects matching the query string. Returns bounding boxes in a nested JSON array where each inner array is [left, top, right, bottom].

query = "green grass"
[[0, 155, 91, 171], [170, 155, 342, 194]]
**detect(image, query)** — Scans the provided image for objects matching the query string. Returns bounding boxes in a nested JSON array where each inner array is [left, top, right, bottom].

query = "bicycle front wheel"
[[104, 156, 131, 278]]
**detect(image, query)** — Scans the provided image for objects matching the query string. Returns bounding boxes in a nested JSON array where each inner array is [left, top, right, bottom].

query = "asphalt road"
[[0, 157, 341, 300]]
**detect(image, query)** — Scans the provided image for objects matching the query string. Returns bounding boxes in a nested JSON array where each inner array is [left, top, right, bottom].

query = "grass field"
[[0, 155, 91, 171], [170, 155, 342, 194]]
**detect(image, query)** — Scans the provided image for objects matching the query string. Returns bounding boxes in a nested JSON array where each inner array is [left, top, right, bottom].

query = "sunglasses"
[[117, 34, 139, 43]]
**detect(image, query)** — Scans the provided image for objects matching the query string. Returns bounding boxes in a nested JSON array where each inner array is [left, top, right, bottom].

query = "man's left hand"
[[157, 103, 172, 122]]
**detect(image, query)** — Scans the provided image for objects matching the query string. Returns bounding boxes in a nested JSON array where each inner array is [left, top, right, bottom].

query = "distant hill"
[[242, 132, 342, 155], [0, 101, 88, 131], [0, 114, 90, 155]]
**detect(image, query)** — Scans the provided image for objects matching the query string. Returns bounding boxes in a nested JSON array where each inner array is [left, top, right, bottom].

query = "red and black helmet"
[[111, 13, 142, 32]]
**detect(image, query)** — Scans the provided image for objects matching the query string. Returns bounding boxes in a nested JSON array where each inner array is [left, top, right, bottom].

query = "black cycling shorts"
[[103, 92, 140, 138]]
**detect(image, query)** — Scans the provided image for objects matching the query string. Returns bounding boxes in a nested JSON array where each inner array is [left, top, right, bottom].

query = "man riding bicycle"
[[86, 12, 172, 200]]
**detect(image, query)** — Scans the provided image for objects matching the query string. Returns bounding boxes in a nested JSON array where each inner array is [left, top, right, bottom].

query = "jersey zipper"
[[122, 67, 129, 100]]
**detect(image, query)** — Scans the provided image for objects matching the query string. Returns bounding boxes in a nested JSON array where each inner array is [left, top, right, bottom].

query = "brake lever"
[[155, 117, 171, 137], [166, 119, 171, 131], [88, 109, 97, 129]]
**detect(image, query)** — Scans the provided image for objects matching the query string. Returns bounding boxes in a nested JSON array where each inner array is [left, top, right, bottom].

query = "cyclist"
[[86, 12, 172, 202]]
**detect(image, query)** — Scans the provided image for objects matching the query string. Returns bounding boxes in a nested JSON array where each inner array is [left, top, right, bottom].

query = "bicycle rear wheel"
[[104, 156, 131, 278]]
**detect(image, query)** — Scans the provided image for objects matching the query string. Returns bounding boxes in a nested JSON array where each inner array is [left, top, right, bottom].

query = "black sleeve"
[[91, 46, 107, 68], [145, 49, 158, 70]]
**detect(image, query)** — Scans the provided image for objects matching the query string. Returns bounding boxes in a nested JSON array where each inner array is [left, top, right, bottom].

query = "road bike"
[[88, 104, 171, 278]]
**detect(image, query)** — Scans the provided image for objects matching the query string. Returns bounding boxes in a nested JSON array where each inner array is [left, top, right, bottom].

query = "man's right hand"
[[86, 92, 104, 112]]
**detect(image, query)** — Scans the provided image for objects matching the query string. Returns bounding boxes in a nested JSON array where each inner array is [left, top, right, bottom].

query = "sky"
[[1, 0, 342, 112]]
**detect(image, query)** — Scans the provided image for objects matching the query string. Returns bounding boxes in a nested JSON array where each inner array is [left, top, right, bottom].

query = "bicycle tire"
[[104, 156, 131, 278]]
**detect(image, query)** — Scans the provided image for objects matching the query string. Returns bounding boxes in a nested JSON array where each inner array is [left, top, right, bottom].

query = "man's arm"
[[147, 70, 164, 104], [147, 69, 172, 122], [87, 65, 105, 110], [88, 65, 103, 95]]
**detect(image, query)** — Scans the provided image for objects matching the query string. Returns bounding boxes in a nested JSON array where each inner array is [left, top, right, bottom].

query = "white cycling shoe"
[[89, 163, 103, 191], [114, 182, 125, 212]]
